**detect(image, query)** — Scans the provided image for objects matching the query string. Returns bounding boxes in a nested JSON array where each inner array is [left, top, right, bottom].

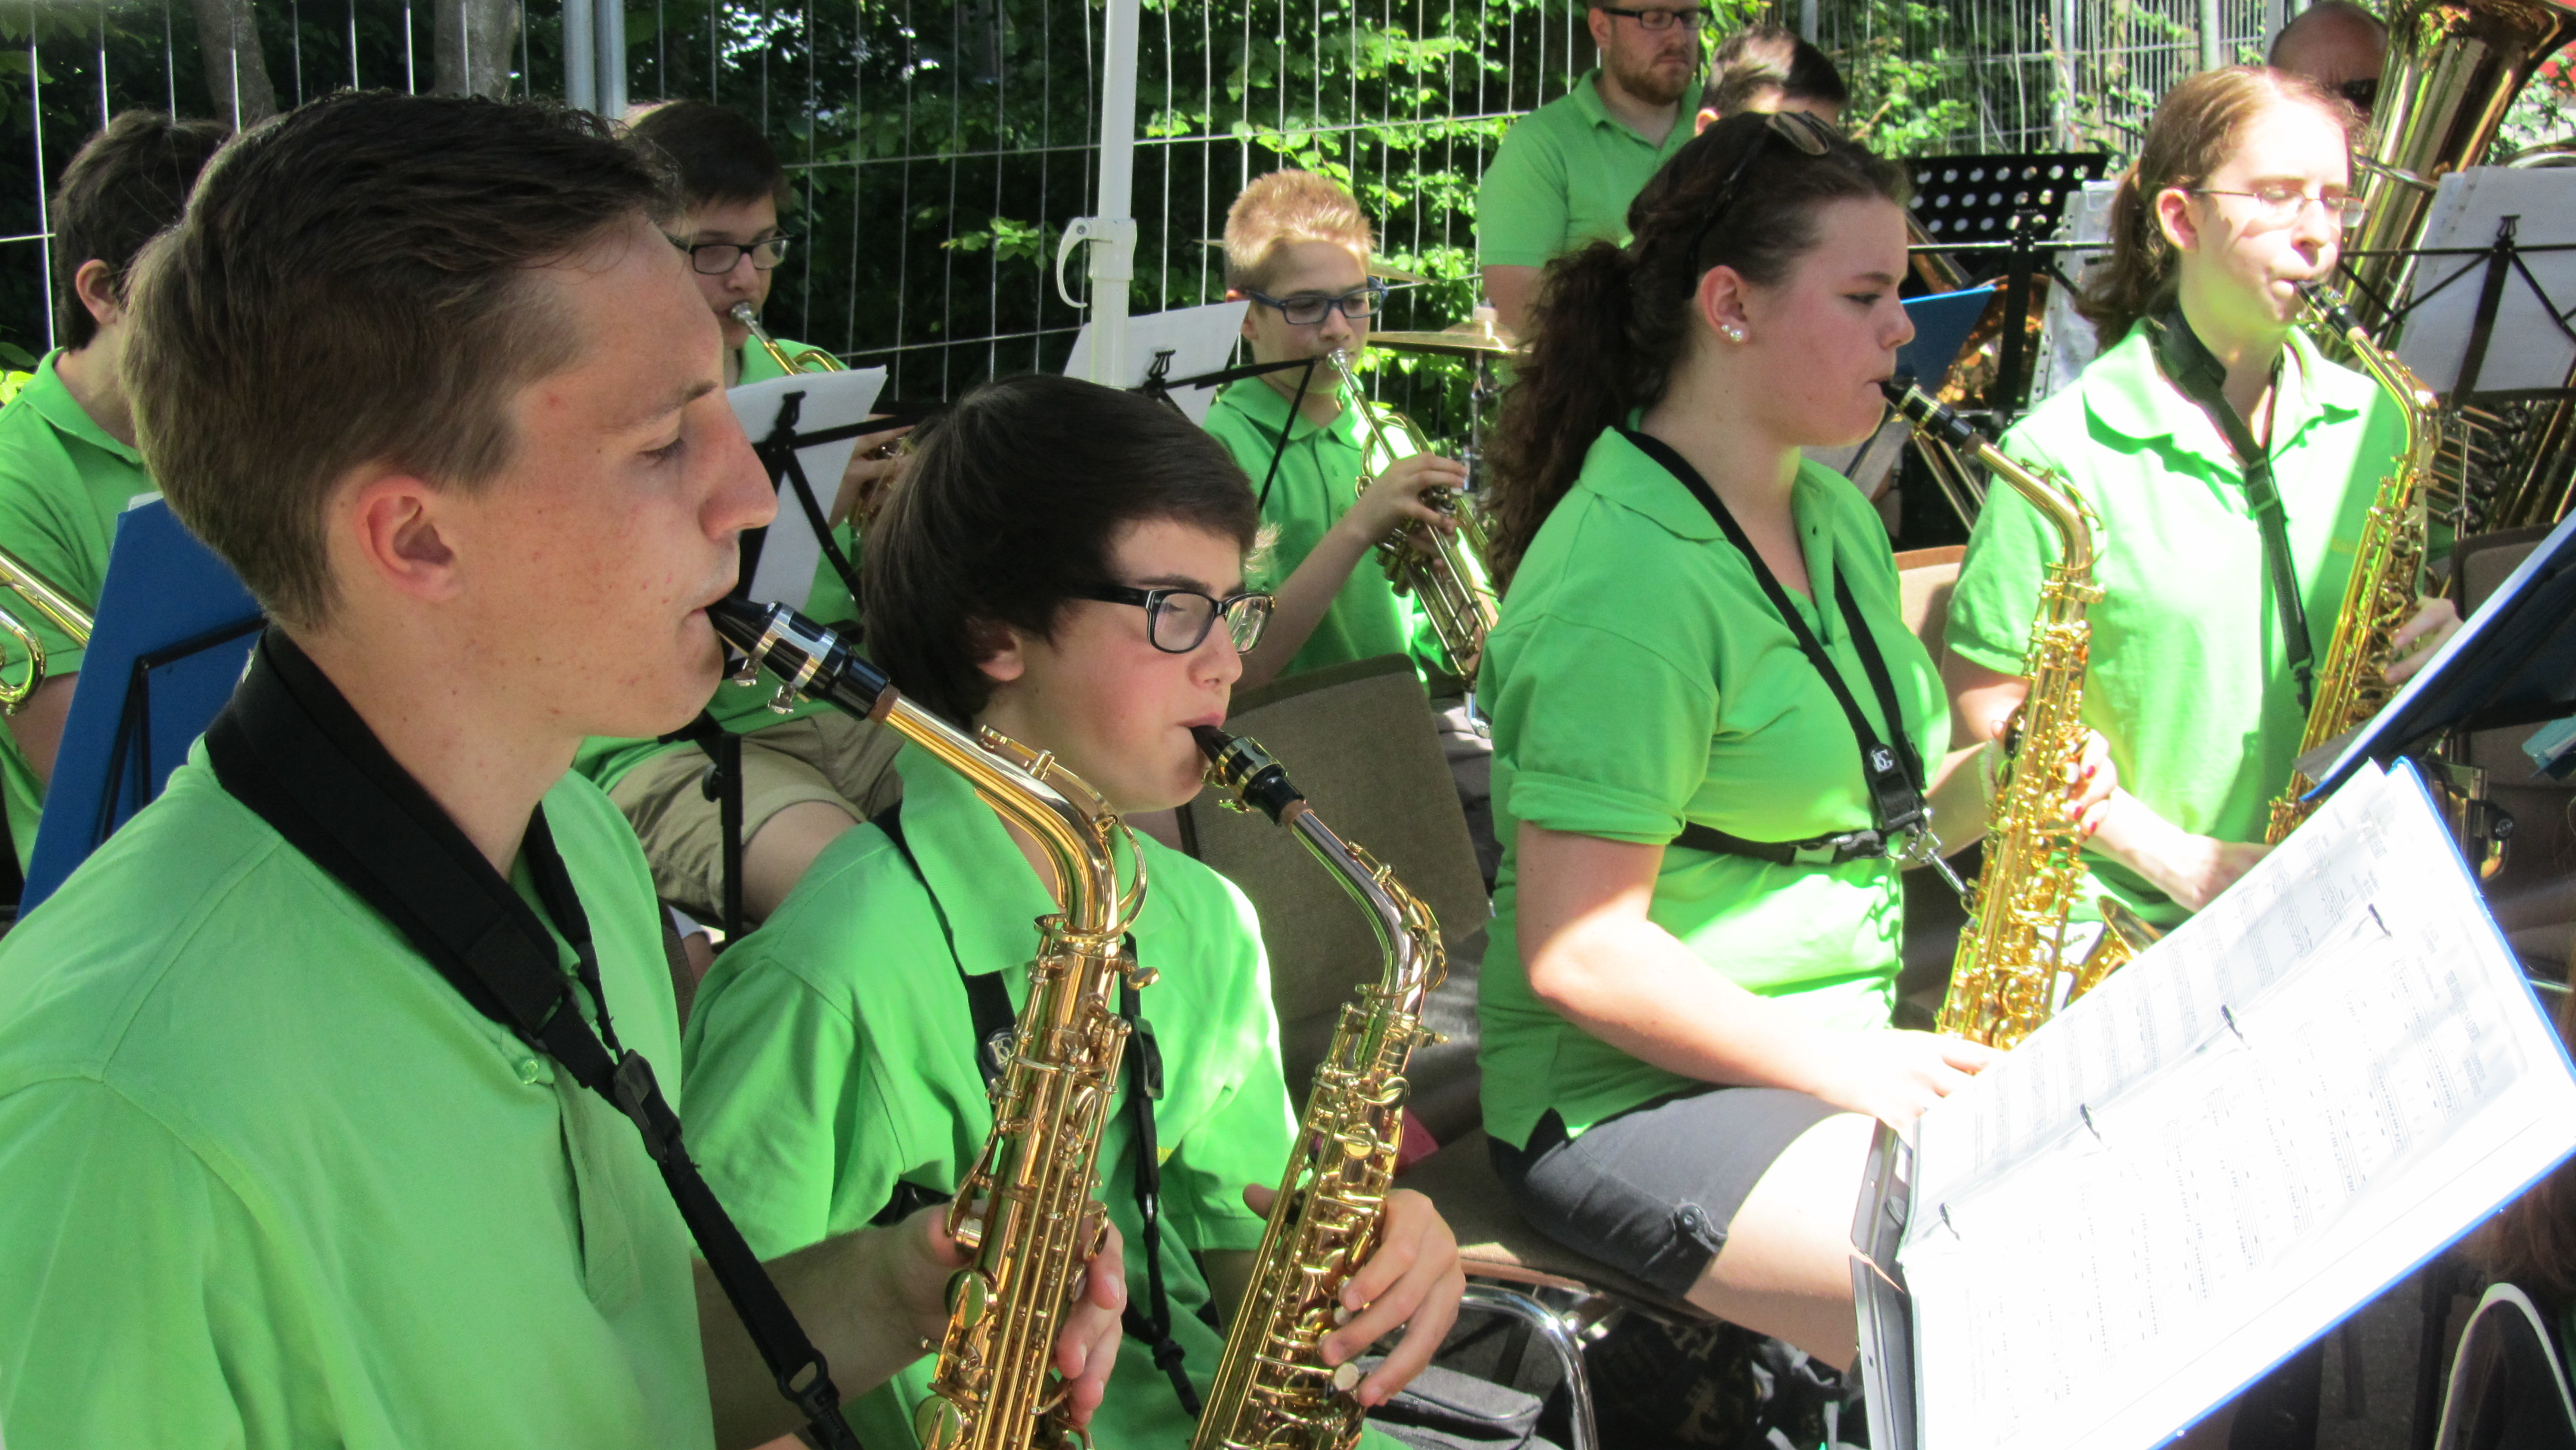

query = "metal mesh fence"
[[5, 0, 2298, 396]]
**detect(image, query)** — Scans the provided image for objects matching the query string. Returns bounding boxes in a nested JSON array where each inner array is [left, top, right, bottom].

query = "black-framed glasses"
[[1243, 282, 1387, 327], [1082, 584, 1276, 653], [1686, 110, 1840, 262], [1597, 5, 1711, 29], [667, 234, 795, 274]]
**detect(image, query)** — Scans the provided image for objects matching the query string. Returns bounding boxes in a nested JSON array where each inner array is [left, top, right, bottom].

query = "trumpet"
[[0, 546, 93, 711], [1329, 349, 1500, 680], [731, 302, 848, 374]]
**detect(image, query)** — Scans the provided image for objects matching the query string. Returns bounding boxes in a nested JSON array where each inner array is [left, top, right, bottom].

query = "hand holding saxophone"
[[868, 1206, 1130, 1429], [1236, 1181, 1466, 1408], [2385, 595, 2463, 683]]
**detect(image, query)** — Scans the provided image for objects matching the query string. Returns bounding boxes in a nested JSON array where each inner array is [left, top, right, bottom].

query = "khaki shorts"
[[608, 710, 905, 921]]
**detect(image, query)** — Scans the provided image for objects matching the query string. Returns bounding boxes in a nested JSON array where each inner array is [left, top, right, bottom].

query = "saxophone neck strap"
[[870, 799, 1200, 1416], [2153, 309, 2314, 711], [1615, 426, 1938, 862], [203, 630, 860, 1449]]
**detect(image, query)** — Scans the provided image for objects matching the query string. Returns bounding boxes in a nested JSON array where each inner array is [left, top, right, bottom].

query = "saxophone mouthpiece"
[[707, 597, 896, 717], [2295, 279, 2367, 341], [1881, 373, 1986, 453], [1191, 726, 1306, 824]]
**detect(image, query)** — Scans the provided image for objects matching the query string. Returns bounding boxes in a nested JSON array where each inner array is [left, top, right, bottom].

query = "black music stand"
[[1906, 151, 2113, 417], [1137, 352, 1326, 508]]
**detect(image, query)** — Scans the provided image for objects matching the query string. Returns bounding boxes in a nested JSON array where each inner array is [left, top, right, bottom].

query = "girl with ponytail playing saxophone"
[[1476, 112, 2115, 1370], [1945, 67, 2461, 931]]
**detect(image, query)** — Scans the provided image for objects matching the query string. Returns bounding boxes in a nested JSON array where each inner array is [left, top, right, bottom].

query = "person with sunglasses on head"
[[1946, 67, 2457, 934], [1476, 110, 2111, 1369], [2268, 1, 2385, 119], [679, 373, 1466, 1450], [1478, 4, 1710, 337], [577, 100, 912, 935]]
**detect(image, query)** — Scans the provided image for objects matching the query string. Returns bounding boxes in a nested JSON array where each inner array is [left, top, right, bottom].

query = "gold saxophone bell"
[[1327, 348, 1500, 681], [730, 302, 849, 374], [0, 545, 94, 714]]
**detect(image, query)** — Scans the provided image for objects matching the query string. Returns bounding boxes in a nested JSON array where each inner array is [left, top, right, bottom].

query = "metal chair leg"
[[1457, 1282, 1599, 1450]]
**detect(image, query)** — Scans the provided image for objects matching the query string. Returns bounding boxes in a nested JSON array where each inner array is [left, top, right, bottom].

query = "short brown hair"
[[2080, 67, 2356, 348], [626, 100, 793, 212], [1699, 26, 1847, 117], [864, 374, 1261, 725], [1222, 170, 1373, 295], [51, 111, 230, 350], [124, 92, 673, 627]]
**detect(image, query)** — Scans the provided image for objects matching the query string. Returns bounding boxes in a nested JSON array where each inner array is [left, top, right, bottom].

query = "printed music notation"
[[1887, 763, 2576, 1450]]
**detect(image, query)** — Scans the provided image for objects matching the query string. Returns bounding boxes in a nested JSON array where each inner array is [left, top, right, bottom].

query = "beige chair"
[[1894, 543, 1966, 680], [2456, 528, 2576, 970]]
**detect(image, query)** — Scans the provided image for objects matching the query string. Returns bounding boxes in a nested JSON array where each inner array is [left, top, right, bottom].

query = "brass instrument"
[[0, 546, 94, 711], [732, 302, 849, 374], [1188, 727, 1446, 1450], [710, 597, 1148, 1450], [1881, 380, 2123, 1048], [1330, 349, 1500, 680], [2267, 283, 2438, 844]]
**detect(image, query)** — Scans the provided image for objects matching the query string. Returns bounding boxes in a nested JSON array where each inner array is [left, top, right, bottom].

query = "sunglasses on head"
[[1686, 110, 1841, 263]]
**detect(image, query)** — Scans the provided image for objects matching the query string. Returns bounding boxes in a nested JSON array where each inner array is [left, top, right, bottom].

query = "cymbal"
[[1368, 322, 1519, 358]]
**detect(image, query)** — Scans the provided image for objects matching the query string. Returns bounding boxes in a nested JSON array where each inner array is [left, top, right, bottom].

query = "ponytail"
[[1484, 113, 1905, 588]]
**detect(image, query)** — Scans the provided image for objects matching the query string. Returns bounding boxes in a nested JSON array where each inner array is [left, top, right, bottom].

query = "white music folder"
[[2395, 166, 2576, 395], [1855, 760, 2576, 1450], [1062, 300, 1250, 425], [728, 366, 886, 607]]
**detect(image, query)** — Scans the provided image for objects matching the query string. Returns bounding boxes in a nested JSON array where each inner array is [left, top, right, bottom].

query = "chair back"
[[2433, 1284, 2576, 1450], [1895, 544, 1965, 677], [1181, 655, 1490, 1142]]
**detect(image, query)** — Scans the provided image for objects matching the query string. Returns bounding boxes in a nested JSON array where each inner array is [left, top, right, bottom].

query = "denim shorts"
[[1488, 1088, 1842, 1299]]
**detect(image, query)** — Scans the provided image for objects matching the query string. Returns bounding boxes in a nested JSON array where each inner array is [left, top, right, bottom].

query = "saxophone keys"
[[766, 683, 799, 715], [1332, 1361, 1364, 1393], [915, 1395, 970, 1450], [946, 1266, 995, 1326]]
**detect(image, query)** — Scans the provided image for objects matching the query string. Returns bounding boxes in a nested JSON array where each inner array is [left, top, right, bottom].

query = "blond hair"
[[1223, 170, 1373, 294]]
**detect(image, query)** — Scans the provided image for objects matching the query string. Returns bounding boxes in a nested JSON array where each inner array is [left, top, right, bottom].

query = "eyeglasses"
[[2191, 185, 2370, 231], [667, 234, 795, 274], [1082, 584, 1276, 653], [1686, 110, 1840, 263], [1243, 282, 1387, 327], [1597, 5, 1711, 29]]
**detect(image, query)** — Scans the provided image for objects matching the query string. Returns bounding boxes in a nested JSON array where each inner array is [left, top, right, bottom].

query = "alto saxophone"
[[1880, 382, 2128, 1049], [1190, 726, 1445, 1450], [2265, 282, 2435, 845], [710, 597, 1150, 1450], [1331, 349, 1500, 680]]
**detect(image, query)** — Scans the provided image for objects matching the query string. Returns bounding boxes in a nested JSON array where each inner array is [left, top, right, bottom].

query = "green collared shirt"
[[1203, 376, 1442, 681], [1945, 325, 2400, 925], [1476, 69, 1698, 268], [0, 349, 159, 867], [1477, 428, 1948, 1151], [0, 750, 711, 1448], [575, 333, 860, 790], [680, 745, 1376, 1450]]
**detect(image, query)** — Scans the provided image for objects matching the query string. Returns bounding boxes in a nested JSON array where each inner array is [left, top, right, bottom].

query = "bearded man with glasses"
[[1477, 2, 1710, 336]]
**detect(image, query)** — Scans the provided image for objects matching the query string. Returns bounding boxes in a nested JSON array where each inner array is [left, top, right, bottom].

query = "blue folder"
[[1896, 284, 1998, 387], [23, 499, 261, 910]]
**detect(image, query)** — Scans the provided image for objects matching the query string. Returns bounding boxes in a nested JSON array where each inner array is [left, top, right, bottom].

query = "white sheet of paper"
[[1062, 300, 1250, 425], [728, 366, 888, 608], [1896, 763, 2576, 1450], [2395, 166, 2576, 394]]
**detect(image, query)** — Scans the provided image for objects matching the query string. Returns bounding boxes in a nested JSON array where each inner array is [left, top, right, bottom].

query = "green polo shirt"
[[0, 348, 159, 868], [576, 333, 860, 791], [1476, 430, 1948, 1151], [1944, 326, 2398, 927], [0, 748, 711, 1448], [683, 744, 1389, 1450], [1203, 376, 1444, 681], [1476, 69, 1698, 267]]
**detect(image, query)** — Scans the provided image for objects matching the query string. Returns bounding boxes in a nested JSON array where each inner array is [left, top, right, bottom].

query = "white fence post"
[[1082, 0, 1140, 386]]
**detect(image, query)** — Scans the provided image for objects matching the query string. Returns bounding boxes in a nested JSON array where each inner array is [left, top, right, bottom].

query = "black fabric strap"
[[203, 631, 862, 1450], [748, 389, 868, 618], [2153, 309, 2313, 711], [660, 711, 745, 941], [870, 800, 1197, 1412], [1615, 426, 1931, 859]]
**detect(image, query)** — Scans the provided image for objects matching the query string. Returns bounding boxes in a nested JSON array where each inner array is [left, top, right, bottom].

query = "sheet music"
[[1894, 764, 2576, 1450], [1062, 301, 1249, 425], [728, 367, 888, 607], [2394, 166, 2576, 394]]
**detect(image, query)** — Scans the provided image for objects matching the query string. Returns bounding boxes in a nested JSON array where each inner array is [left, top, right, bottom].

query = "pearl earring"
[[1723, 324, 1747, 342]]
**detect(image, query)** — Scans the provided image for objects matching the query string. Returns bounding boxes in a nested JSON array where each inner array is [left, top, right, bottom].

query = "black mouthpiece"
[[1880, 374, 1986, 453], [1191, 725, 1305, 824], [2295, 280, 2364, 337], [707, 597, 894, 717]]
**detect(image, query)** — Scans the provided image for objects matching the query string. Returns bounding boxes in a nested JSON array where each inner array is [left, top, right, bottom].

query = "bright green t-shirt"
[[1203, 376, 1444, 681], [575, 333, 862, 789], [1476, 430, 1949, 1151], [0, 348, 159, 869], [682, 745, 1394, 1450], [1943, 324, 2398, 927], [0, 748, 710, 1448], [1475, 69, 1698, 268]]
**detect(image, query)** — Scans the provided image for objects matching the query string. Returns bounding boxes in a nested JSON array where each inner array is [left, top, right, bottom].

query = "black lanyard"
[[202, 631, 862, 1449], [869, 801, 1202, 1418], [1618, 427, 1937, 864], [2153, 309, 2313, 711]]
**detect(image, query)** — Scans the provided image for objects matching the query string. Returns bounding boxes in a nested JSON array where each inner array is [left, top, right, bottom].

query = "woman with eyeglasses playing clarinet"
[[1944, 67, 2459, 937], [1476, 111, 2114, 1369]]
